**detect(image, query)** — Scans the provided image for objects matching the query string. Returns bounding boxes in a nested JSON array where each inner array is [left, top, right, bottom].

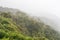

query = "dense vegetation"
[[0, 7, 60, 40]]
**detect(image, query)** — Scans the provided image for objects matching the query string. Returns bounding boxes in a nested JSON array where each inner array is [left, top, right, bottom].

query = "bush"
[[0, 30, 6, 39]]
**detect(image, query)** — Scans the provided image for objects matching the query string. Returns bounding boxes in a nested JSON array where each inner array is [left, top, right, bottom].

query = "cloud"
[[0, 0, 60, 18]]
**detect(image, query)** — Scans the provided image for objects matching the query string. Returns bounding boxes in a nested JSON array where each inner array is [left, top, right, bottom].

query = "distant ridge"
[[0, 7, 19, 13]]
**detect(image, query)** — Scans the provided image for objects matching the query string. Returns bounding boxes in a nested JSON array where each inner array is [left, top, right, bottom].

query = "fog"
[[0, 0, 60, 31]]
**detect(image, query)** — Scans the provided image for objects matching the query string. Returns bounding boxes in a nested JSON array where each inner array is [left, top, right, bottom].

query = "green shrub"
[[0, 31, 6, 39]]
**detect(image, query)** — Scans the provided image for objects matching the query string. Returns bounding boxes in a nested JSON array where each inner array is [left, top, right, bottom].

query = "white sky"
[[0, 0, 60, 18]]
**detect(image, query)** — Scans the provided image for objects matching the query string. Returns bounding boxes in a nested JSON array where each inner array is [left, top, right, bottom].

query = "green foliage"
[[0, 12, 33, 40], [0, 12, 11, 18], [0, 9, 60, 40]]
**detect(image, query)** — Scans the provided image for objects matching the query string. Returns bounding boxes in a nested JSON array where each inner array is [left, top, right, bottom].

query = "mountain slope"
[[0, 7, 60, 40], [0, 16, 34, 40]]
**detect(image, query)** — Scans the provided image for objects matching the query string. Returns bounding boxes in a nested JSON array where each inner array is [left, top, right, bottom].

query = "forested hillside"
[[0, 7, 60, 40]]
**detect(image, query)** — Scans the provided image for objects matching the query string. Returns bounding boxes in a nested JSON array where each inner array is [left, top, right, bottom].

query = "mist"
[[0, 0, 60, 32]]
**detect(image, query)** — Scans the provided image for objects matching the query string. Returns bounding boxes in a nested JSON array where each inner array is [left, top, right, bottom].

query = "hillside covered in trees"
[[0, 7, 60, 40]]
